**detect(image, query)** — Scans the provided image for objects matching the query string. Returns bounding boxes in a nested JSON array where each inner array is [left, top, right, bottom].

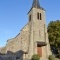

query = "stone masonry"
[[0, 0, 52, 60]]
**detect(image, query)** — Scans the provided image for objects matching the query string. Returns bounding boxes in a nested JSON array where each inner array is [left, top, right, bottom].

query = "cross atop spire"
[[32, 0, 40, 8]]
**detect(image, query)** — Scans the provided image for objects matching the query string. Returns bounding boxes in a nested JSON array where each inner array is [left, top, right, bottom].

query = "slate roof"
[[32, 0, 40, 8]]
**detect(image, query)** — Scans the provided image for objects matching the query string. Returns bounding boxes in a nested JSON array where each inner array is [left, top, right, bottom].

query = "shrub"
[[49, 55, 55, 60], [31, 54, 40, 60]]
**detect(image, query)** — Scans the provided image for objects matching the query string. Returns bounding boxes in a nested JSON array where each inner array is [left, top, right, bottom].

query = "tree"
[[48, 20, 60, 57]]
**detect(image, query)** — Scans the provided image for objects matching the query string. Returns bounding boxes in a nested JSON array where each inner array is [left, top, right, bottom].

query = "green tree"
[[48, 20, 60, 58], [48, 20, 60, 48]]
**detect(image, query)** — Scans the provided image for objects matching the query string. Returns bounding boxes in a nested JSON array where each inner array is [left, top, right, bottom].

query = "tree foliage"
[[48, 20, 60, 48], [48, 20, 60, 58]]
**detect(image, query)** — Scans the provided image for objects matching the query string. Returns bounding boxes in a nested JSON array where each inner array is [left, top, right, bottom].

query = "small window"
[[39, 30, 41, 37], [37, 12, 39, 19], [29, 15, 31, 22], [39, 30, 41, 39], [40, 13, 42, 20]]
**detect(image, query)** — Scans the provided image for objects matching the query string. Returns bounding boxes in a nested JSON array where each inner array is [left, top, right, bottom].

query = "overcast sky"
[[0, 0, 60, 47]]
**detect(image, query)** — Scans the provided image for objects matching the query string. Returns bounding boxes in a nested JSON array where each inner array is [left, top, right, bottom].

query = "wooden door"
[[37, 47, 42, 57]]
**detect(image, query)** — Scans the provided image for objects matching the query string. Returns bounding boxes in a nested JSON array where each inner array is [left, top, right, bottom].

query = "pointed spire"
[[32, 0, 40, 8], [28, 0, 44, 14]]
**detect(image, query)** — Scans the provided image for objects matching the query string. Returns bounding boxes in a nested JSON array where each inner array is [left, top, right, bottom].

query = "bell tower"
[[28, 0, 51, 60], [28, 0, 45, 22]]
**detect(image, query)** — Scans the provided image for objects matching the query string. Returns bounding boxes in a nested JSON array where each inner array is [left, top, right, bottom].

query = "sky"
[[0, 0, 60, 47]]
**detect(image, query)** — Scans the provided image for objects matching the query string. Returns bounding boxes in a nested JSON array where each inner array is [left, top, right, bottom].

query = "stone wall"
[[0, 47, 6, 54], [0, 23, 30, 54], [0, 4, 52, 60]]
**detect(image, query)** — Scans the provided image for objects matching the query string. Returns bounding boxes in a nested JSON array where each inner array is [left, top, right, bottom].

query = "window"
[[39, 30, 41, 38], [29, 15, 31, 22], [37, 12, 42, 20], [40, 13, 42, 20], [37, 12, 39, 19]]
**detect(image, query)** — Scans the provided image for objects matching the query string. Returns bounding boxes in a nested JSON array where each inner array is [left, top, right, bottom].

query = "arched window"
[[29, 15, 31, 22], [37, 12, 42, 20], [37, 12, 39, 19], [40, 13, 42, 20]]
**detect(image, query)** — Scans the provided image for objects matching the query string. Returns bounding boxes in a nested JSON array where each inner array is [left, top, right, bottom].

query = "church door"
[[37, 46, 42, 57]]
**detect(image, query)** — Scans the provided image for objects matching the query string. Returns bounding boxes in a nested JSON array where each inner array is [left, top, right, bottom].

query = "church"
[[0, 0, 51, 60]]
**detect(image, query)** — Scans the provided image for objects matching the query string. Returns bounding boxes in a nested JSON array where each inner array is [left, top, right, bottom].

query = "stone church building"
[[0, 0, 51, 60]]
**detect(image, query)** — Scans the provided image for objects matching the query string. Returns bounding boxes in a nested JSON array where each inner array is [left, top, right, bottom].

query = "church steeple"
[[28, 0, 44, 14], [32, 0, 40, 8]]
